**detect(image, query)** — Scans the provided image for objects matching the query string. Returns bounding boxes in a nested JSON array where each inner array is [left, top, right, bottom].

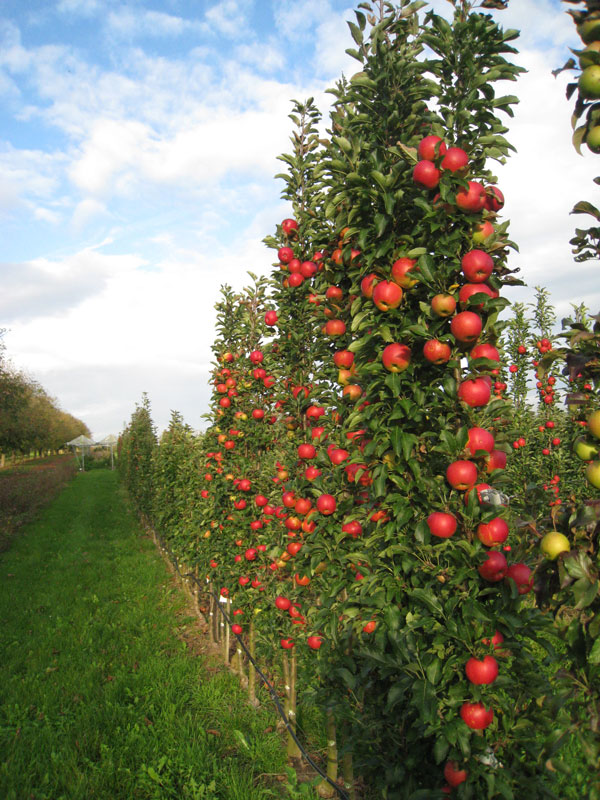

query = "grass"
[[0, 470, 297, 800]]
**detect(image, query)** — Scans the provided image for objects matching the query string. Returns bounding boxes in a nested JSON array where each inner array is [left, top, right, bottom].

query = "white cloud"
[[204, 0, 252, 39], [56, 0, 102, 16], [106, 8, 195, 38]]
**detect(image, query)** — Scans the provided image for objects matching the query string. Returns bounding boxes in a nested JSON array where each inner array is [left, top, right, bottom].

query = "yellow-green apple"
[[540, 532, 570, 559], [431, 293, 457, 317]]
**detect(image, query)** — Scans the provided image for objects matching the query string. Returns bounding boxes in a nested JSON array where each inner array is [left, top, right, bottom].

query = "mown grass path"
[[0, 471, 287, 800]]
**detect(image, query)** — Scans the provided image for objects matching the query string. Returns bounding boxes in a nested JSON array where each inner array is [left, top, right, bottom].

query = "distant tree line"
[[0, 330, 89, 459]]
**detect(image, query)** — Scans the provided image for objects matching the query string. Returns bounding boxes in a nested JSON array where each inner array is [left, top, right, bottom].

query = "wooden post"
[[222, 598, 230, 665], [342, 751, 355, 800]]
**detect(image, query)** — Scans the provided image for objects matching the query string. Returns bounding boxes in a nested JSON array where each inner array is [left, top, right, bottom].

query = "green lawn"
[[0, 470, 293, 800]]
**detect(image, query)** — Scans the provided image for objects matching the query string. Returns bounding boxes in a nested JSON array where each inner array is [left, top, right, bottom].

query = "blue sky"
[[1, 0, 597, 439]]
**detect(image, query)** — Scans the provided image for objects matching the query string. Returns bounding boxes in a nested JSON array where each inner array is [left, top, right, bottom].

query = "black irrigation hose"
[[155, 534, 350, 800]]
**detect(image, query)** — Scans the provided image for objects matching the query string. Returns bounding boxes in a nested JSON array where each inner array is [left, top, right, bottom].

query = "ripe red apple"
[[278, 246, 294, 264], [443, 761, 467, 788], [456, 181, 486, 213], [484, 186, 504, 212], [373, 280, 403, 311], [486, 449, 507, 472], [467, 427, 494, 455], [298, 443, 316, 460], [307, 635, 323, 650], [505, 563, 533, 594], [316, 494, 337, 515], [477, 517, 509, 547], [458, 376, 491, 407], [231, 623, 243, 635], [472, 220, 494, 245], [330, 448, 349, 465], [255, 494, 268, 507], [441, 146, 468, 172], [325, 319, 346, 337], [446, 460, 478, 491], [451, 311, 482, 343], [334, 350, 354, 369], [460, 702, 494, 730], [418, 135, 447, 161], [470, 343, 500, 362], [413, 160, 441, 188], [461, 250, 494, 283], [282, 218, 298, 235], [280, 638, 294, 649], [459, 282, 497, 308], [265, 310, 278, 326], [391, 257, 419, 288], [275, 596, 291, 610], [426, 511, 457, 538], [361, 273, 378, 298], [305, 466, 321, 481], [478, 550, 508, 582], [300, 260, 317, 278], [431, 293, 457, 317], [282, 491, 296, 508], [288, 272, 303, 287], [382, 343, 411, 372], [250, 350, 264, 364], [465, 655, 498, 685], [423, 339, 451, 364], [342, 520, 363, 538]]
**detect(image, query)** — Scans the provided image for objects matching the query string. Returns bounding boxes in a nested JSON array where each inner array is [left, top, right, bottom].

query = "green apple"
[[588, 409, 600, 439], [540, 532, 570, 560], [586, 460, 600, 489], [574, 436, 599, 461]]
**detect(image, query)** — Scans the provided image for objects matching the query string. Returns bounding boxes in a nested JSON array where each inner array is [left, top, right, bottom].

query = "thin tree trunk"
[[248, 621, 258, 706], [342, 751, 355, 800], [286, 650, 301, 761], [317, 710, 338, 797]]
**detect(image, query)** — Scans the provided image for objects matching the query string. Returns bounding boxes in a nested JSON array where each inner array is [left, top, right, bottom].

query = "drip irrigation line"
[[155, 533, 350, 800]]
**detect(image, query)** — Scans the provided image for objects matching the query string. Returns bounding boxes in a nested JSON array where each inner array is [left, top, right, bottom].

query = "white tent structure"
[[65, 434, 94, 471], [97, 434, 118, 470]]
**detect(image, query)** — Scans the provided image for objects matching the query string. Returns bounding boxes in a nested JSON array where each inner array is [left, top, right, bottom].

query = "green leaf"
[[426, 658, 441, 685], [410, 588, 443, 617], [589, 637, 600, 665], [348, 20, 363, 46]]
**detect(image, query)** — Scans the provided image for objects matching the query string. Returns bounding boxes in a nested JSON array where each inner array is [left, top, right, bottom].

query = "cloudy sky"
[[0, 0, 597, 439]]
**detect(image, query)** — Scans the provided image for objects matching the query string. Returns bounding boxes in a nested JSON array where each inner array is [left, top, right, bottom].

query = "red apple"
[[443, 761, 467, 788], [461, 250, 494, 283], [275, 596, 291, 610], [460, 702, 494, 730], [280, 638, 294, 649], [431, 293, 457, 317], [391, 257, 419, 288], [361, 273, 378, 298], [470, 342, 500, 362], [467, 426, 495, 455], [382, 343, 411, 372], [486, 449, 507, 472], [446, 460, 478, 491], [316, 494, 337, 515], [484, 186, 504, 212], [373, 280, 403, 311], [472, 220, 494, 244], [478, 550, 508, 582], [451, 311, 482, 343], [282, 218, 298, 235], [458, 376, 491, 407], [307, 635, 323, 650], [342, 520, 363, 538], [423, 339, 451, 364], [441, 146, 468, 172], [459, 282, 497, 308], [325, 319, 346, 337], [465, 654, 498, 685], [505, 563, 533, 594], [477, 517, 509, 547], [278, 246, 294, 264], [456, 181, 486, 213], [334, 350, 354, 369], [298, 443, 316, 460], [427, 511, 457, 538], [418, 135, 447, 161], [413, 160, 441, 188], [265, 310, 278, 326]]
